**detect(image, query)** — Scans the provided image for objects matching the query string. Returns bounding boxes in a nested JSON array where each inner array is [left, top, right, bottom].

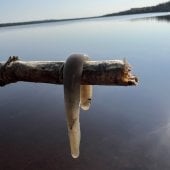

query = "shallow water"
[[0, 13, 170, 170]]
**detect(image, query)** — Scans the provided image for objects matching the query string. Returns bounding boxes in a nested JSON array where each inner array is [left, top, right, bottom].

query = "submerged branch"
[[0, 56, 138, 87]]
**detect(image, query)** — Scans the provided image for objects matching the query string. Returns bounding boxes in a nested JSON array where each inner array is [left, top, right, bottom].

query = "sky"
[[0, 0, 168, 23]]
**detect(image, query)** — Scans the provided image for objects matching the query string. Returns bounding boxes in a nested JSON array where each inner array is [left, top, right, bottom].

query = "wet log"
[[0, 56, 138, 87]]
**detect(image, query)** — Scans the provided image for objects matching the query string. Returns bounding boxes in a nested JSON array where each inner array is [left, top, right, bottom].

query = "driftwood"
[[0, 56, 138, 87]]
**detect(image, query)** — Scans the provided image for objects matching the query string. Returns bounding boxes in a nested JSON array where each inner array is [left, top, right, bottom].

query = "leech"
[[80, 85, 93, 110], [63, 54, 92, 158], [80, 54, 93, 110]]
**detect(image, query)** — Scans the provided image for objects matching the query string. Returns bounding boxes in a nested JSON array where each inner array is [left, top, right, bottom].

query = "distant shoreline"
[[0, 16, 100, 28], [1, 0, 170, 28], [0, 12, 169, 28], [103, 1, 170, 17]]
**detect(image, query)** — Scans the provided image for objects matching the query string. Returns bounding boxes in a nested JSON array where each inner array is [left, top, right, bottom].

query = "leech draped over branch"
[[0, 56, 138, 87]]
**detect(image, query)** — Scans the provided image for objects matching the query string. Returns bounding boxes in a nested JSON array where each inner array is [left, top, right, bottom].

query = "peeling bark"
[[0, 56, 138, 87]]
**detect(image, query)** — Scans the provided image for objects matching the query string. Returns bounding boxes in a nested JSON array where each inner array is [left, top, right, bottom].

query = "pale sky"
[[0, 0, 168, 23]]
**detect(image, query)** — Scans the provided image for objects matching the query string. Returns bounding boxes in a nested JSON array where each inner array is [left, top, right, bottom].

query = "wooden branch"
[[0, 56, 138, 87]]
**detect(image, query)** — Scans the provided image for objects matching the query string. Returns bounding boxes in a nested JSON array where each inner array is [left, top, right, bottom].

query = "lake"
[[0, 13, 170, 170]]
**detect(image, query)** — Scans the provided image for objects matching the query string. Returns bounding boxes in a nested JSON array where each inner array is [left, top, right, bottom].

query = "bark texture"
[[0, 56, 138, 87]]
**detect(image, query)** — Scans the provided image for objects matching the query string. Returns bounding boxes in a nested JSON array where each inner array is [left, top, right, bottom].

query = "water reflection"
[[155, 15, 170, 22], [0, 14, 170, 169], [135, 14, 170, 23]]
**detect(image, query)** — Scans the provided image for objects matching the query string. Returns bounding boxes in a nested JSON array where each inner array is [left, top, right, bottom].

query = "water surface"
[[0, 13, 170, 170]]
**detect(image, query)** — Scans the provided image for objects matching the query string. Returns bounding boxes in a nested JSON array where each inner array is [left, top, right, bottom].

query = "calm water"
[[0, 13, 170, 170]]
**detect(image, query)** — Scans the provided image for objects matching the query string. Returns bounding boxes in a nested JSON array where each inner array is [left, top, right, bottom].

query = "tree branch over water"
[[0, 56, 138, 87]]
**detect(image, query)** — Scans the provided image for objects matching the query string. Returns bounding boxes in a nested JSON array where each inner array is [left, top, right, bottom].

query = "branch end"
[[122, 59, 138, 86]]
